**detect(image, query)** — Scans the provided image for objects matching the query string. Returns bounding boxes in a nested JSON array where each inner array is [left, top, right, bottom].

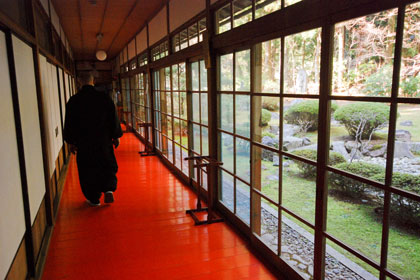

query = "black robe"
[[63, 85, 123, 202]]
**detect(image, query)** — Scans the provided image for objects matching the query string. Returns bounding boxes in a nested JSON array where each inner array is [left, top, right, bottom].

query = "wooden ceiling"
[[51, 0, 166, 62]]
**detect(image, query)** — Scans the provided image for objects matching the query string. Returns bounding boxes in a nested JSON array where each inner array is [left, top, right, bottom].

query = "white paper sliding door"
[[0, 31, 26, 279]]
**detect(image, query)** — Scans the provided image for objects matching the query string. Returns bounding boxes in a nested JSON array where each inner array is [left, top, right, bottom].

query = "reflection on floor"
[[42, 132, 278, 279]]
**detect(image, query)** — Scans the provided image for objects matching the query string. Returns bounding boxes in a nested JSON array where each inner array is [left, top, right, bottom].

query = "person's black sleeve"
[[63, 100, 77, 145]]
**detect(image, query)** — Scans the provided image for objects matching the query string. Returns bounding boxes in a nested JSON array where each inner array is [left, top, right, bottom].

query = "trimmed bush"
[[333, 102, 390, 139], [291, 149, 346, 178], [363, 65, 393, 96], [262, 98, 280, 111], [329, 162, 385, 197], [285, 100, 338, 133], [261, 109, 272, 126], [373, 172, 420, 224]]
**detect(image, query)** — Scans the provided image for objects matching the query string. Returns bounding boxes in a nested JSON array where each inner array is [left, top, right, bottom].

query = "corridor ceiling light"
[[96, 50, 107, 61]]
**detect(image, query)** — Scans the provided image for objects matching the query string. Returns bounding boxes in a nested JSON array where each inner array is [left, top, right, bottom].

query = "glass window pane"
[[179, 63, 186, 90], [253, 96, 280, 145], [252, 145, 279, 203], [236, 180, 250, 225], [167, 116, 173, 139], [235, 94, 250, 137], [216, 4, 231, 34], [180, 28, 188, 49], [393, 104, 420, 190], [332, 10, 397, 97], [201, 93, 208, 125], [220, 94, 234, 132], [202, 127, 209, 156], [254, 39, 281, 94], [325, 239, 380, 280], [192, 93, 200, 122], [400, 3, 420, 98], [220, 170, 234, 211], [327, 172, 384, 264], [172, 33, 180, 52], [282, 156, 316, 225], [193, 124, 201, 153], [172, 65, 179, 90], [198, 18, 206, 42], [281, 212, 314, 278], [167, 140, 173, 163], [252, 194, 278, 254], [180, 92, 187, 119], [330, 101, 390, 182], [173, 92, 179, 117], [220, 53, 234, 91], [387, 193, 420, 279], [236, 138, 250, 182], [182, 147, 189, 175], [200, 60, 208, 91], [283, 98, 319, 153], [175, 144, 182, 170], [221, 132, 234, 173], [174, 118, 181, 143], [284, 28, 321, 95], [191, 62, 199, 91], [188, 23, 198, 46], [181, 120, 188, 148], [235, 49, 251, 91], [233, 0, 252, 28], [255, 0, 281, 19]]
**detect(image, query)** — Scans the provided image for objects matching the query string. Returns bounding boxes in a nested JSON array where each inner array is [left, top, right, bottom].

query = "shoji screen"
[[48, 62, 62, 158], [0, 31, 26, 280], [128, 39, 136, 60], [149, 7, 167, 46], [136, 29, 147, 54], [58, 68, 65, 128], [169, 0, 205, 32], [12, 35, 46, 224], [39, 55, 55, 176]]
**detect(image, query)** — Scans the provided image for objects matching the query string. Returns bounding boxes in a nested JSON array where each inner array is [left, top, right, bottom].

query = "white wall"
[[149, 7, 167, 46], [170, 0, 205, 32], [12, 35, 46, 224], [0, 31, 26, 280]]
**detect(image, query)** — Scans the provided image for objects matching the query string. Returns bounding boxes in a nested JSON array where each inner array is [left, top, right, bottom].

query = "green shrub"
[[285, 100, 338, 133], [375, 172, 420, 224], [363, 65, 393, 96], [329, 162, 385, 197], [262, 98, 279, 111], [291, 150, 346, 178], [261, 109, 272, 126], [400, 75, 420, 98], [333, 102, 390, 139], [262, 131, 276, 138]]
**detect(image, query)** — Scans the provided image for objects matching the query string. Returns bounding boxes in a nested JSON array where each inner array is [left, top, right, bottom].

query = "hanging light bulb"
[[96, 50, 107, 61]]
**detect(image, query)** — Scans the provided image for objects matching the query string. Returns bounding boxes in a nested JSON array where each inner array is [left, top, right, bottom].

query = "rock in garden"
[[367, 144, 387, 157], [283, 124, 300, 137], [271, 112, 280, 120], [394, 141, 414, 158], [331, 141, 350, 160], [273, 156, 279, 166], [409, 142, 420, 153], [270, 125, 280, 135], [262, 136, 278, 147], [395, 130, 412, 141], [345, 141, 361, 152], [349, 148, 363, 160], [303, 137, 311, 145], [283, 136, 305, 151], [400, 120, 413, 126]]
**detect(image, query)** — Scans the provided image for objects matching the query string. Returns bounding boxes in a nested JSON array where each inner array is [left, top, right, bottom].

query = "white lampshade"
[[96, 50, 107, 61]]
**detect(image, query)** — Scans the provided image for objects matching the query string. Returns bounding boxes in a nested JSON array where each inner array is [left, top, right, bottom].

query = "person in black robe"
[[63, 72, 123, 206]]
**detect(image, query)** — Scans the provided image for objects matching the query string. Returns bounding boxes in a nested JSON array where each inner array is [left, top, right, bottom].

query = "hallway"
[[42, 133, 278, 279]]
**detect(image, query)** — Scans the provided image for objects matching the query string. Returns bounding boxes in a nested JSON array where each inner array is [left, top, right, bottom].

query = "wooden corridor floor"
[[42, 132, 279, 280]]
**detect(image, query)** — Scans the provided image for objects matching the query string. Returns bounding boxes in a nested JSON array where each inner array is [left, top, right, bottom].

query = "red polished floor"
[[42, 133, 279, 280]]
